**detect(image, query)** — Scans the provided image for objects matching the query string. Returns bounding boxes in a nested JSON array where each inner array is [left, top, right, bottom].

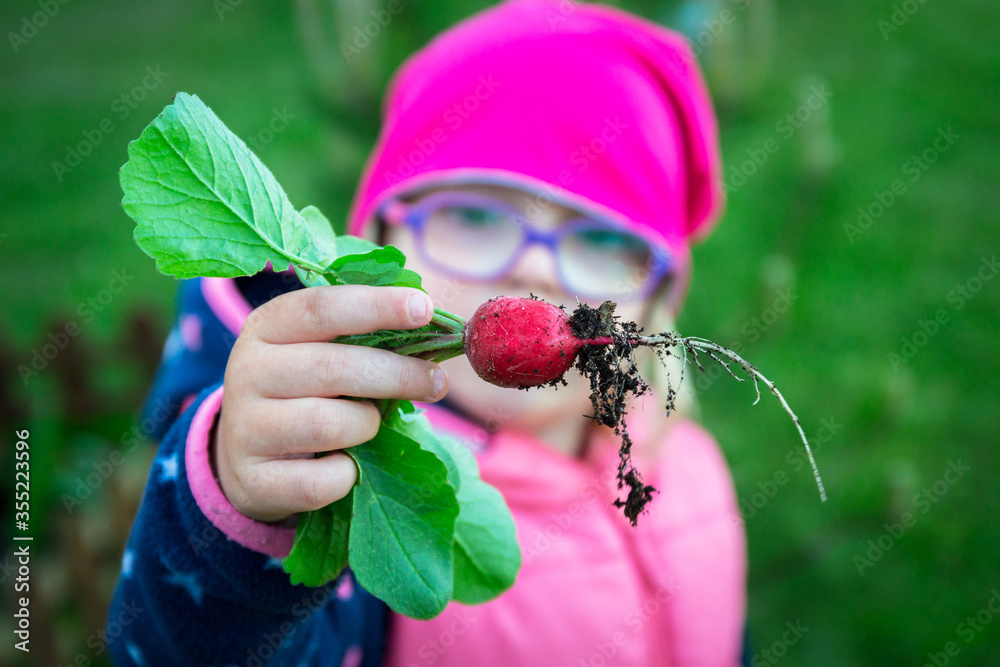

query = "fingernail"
[[408, 293, 429, 322], [431, 368, 447, 398]]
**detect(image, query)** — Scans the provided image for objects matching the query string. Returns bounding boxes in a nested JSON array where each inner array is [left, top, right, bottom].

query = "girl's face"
[[374, 182, 669, 435]]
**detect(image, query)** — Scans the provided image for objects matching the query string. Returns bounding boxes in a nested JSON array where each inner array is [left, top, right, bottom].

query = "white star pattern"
[[164, 566, 204, 605], [158, 452, 179, 482], [296, 637, 320, 667], [126, 641, 145, 665], [162, 326, 182, 360], [263, 556, 285, 571], [121, 550, 134, 577]]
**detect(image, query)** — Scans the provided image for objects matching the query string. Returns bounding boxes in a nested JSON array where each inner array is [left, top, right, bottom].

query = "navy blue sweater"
[[108, 270, 753, 666], [107, 271, 388, 666]]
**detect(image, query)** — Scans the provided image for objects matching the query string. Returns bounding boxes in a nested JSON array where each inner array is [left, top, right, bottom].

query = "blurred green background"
[[1, 0, 998, 664]]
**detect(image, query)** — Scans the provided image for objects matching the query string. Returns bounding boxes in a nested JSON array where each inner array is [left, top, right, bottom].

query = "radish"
[[369, 294, 827, 524], [463, 296, 588, 388]]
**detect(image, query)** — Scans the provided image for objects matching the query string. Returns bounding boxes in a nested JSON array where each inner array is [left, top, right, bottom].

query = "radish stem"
[[578, 331, 828, 503], [392, 333, 463, 357], [431, 309, 466, 334]]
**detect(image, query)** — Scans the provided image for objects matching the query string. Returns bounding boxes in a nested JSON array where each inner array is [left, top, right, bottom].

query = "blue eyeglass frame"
[[376, 191, 675, 303]]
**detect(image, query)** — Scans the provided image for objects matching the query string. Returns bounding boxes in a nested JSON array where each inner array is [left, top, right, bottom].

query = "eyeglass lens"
[[416, 198, 661, 299]]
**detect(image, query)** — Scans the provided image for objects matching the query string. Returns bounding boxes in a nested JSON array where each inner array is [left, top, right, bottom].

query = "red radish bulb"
[[463, 296, 585, 388]]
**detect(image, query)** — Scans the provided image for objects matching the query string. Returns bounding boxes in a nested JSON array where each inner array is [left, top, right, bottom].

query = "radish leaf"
[[348, 423, 459, 619], [328, 235, 380, 262], [298, 205, 338, 267], [392, 403, 520, 604], [452, 476, 521, 604], [121, 93, 327, 278], [392, 403, 461, 490], [121, 92, 521, 619], [446, 435, 521, 603], [334, 325, 444, 352], [284, 491, 353, 588], [323, 246, 423, 290]]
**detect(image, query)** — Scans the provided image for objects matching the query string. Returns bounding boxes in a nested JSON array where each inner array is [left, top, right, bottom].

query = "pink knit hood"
[[346, 0, 725, 309]]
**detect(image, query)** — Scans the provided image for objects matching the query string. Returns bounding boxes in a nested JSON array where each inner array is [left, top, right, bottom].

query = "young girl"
[[109, 1, 748, 664]]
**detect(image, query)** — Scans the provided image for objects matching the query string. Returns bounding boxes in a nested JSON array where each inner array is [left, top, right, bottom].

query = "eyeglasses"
[[376, 191, 675, 303]]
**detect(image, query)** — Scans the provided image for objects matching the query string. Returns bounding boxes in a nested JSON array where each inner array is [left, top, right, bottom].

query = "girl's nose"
[[503, 240, 563, 297]]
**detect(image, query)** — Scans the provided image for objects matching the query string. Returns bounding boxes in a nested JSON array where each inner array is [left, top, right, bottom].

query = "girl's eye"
[[442, 205, 505, 227], [575, 228, 646, 252]]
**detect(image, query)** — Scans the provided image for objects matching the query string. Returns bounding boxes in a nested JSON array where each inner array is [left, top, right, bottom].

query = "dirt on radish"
[[462, 294, 827, 526], [568, 299, 658, 525]]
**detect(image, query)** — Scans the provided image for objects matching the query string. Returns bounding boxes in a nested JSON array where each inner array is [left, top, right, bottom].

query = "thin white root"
[[642, 332, 827, 503]]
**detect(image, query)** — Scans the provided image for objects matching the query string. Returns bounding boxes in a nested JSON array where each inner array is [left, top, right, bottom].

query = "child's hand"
[[213, 285, 449, 524]]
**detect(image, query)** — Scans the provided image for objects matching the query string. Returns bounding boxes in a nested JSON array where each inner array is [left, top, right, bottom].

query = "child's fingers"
[[245, 342, 448, 402], [242, 396, 381, 458], [237, 453, 359, 522], [243, 285, 434, 344]]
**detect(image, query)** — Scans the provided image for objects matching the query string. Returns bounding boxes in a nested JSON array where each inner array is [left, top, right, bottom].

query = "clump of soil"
[[570, 300, 658, 525], [515, 295, 826, 525]]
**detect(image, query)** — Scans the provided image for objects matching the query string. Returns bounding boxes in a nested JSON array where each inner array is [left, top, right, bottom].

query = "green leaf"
[[452, 476, 521, 604], [324, 246, 423, 290], [447, 437, 521, 604], [121, 91, 519, 618], [388, 402, 461, 490], [283, 490, 354, 587], [121, 93, 324, 278], [333, 325, 442, 352], [348, 423, 459, 619], [331, 235, 380, 260], [299, 205, 338, 267], [294, 265, 333, 288], [385, 402, 521, 604]]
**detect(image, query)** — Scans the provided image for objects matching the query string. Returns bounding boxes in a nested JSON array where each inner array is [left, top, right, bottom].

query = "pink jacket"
[[185, 278, 747, 666], [383, 400, 747, 666]]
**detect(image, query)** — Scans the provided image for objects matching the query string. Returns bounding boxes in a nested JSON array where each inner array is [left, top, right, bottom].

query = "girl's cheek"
[[441, 354, 593, 423]]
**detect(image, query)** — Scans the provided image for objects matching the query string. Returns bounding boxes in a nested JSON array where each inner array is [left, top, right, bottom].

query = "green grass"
[[1, 0, 998, 664]]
